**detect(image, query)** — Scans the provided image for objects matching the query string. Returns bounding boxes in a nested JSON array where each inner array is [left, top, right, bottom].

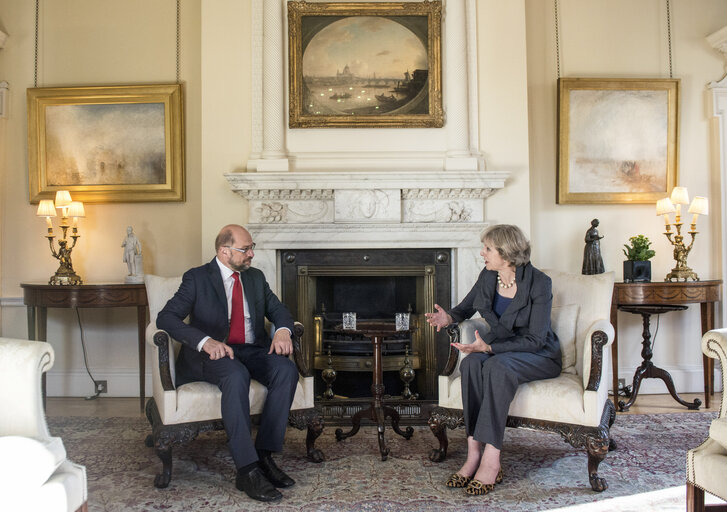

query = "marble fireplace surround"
[[223, 0, 510, 302], [225, 169, 509, 303]]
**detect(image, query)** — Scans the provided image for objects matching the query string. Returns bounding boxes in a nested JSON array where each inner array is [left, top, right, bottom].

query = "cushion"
[[710, 417, 727, 449], [0, 436, 65, 490], [551, 304, 579, 374]]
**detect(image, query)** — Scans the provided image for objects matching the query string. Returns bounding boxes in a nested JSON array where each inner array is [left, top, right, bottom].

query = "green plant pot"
[[623, 260, 651, 283]]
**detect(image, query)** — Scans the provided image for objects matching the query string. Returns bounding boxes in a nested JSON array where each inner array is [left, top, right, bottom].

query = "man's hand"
[[269, 329, 293, 356], [202, 339, 234, 360], [451, 330, 492, 355]]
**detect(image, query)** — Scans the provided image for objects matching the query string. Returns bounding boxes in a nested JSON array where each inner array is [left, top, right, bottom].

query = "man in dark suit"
[[157, 224, 298, 502]]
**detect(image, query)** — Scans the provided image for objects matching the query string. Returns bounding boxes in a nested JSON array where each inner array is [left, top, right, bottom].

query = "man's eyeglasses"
[[226, 244, 256, 254]]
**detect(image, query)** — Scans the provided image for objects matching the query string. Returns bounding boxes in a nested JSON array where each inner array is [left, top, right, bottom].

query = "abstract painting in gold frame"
[[557, 78, 679, 204], [288, 0, 443, 128], [27, 84, 185, 203]]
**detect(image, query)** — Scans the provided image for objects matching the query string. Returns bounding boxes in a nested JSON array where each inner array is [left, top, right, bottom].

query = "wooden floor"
[[45, 392, 723, 419]]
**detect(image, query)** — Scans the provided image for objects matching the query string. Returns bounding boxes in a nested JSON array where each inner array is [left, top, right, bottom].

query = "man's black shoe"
[[258, 455, 295, 488], [235, 466, 282, 502]]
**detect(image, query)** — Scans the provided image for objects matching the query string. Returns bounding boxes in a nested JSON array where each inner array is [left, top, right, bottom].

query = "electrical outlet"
[[618, 378, 626, 389], [96, 380, 107, 394]]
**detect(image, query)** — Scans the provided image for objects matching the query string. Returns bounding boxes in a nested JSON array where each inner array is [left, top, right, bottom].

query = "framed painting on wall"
[[557, 78, 679, 204], [288, 0, 443, 128], [27, 84, 185, 203]]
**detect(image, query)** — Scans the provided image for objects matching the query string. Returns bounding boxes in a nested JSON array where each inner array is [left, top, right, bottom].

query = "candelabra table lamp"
[[655, 186, 708, 282], [36, 190, 85, 285]]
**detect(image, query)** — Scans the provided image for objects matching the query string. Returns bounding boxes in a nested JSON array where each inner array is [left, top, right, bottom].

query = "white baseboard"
[[617, 365, 723, 395], [46, 369, 153, 398]]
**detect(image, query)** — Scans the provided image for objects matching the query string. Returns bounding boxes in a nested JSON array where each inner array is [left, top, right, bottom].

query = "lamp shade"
[[54, 190, 72, 208], [68, 201, 85, 218], [36, 200, 57, 217], [688, 196, 709, 216], [656, 198, 676, 216], [670, 186, 689, 205]]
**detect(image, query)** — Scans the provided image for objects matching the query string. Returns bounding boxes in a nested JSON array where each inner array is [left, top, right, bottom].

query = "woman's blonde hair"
[[480, 224, 531, 267]]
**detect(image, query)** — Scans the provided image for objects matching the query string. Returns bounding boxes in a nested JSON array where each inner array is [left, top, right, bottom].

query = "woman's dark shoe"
[[258, 455, 295, 488], [235, 466, 283, 502], [465, 468, 504, 496], [445, 473, 472, 488]]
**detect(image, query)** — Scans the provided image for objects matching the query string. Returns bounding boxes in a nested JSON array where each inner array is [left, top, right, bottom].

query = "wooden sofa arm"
[[582, 318, 614, 392], [441, 324, 461, 376], [291, 321, 310, 377], [151, 330, 176, 392]]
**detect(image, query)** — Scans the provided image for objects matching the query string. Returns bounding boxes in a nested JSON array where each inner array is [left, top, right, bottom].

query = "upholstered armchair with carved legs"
[[687, 328, 727, 512], [0, 338, 88, 512], [428, 270, 616, 492], [143, 274, 324, 488]]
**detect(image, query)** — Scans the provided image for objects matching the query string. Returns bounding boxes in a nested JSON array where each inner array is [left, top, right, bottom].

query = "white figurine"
[[122, 226, 144, 283]]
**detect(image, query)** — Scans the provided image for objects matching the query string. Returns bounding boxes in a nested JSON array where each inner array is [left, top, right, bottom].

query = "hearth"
[[280, 248, 452, 414]]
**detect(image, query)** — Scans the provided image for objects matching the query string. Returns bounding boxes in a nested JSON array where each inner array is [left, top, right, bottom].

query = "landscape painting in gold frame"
[[557, 78, 679, 204], [27, 84, 185, 203], [288, 0, 443, 128]]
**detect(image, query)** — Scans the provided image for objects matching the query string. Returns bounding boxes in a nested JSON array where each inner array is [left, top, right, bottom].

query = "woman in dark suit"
[[425, 224, 562, 496]]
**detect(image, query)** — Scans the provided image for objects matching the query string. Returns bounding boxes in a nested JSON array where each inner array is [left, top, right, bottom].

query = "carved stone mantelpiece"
[[226, 169, 507, 225]]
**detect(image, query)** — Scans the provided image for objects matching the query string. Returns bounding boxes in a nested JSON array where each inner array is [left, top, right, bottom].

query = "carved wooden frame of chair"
[[144, 322, 324, 489], [427, 324, 616, 492]]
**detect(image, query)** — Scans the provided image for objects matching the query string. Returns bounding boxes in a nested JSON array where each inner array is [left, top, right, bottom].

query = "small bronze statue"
[[582, 219, 605, 275]]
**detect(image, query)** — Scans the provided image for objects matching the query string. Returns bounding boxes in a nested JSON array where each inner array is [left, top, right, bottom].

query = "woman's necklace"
[[497, 272, 516, 289]]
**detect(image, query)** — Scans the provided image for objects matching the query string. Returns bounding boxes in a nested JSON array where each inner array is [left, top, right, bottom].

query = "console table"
[[21, 283, 148, 411], [334, 322, 414, 460], [610, 280, 722, 410]]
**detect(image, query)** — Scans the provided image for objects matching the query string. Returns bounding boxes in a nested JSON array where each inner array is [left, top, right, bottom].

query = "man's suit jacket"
[[157, 257, 295, 383], [448, 262, 562, 362]]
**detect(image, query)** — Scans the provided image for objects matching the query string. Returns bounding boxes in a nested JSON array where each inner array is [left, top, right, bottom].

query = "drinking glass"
[[342, 312, 357, 330], [395, 312, 410, 331]]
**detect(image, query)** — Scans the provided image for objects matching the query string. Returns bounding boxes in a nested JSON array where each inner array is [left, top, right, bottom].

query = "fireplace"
[[280, 248, 451, 405], [226, 168, 505, 423]]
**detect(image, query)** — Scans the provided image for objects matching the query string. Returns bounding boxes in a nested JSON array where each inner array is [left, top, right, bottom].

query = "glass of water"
[[395, 312, 410, 331], [342, 312, 357, 330]]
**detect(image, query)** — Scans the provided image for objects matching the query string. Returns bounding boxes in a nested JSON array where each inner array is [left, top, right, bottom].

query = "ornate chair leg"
[[586, 435, 610, 492], [289, 408, 325, 462], [154, 445, 173, 489], [306, 413, 325, 463], [428, 407, 459, 462]]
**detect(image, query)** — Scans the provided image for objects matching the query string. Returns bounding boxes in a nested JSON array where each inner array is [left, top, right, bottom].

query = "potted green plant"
[[623, 235, 655, 282]]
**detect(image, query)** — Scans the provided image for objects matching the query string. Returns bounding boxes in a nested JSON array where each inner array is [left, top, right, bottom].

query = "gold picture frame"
[[27, 84, 185, 203], [288, 0, 443, 128], [557, 78, 679, 204]]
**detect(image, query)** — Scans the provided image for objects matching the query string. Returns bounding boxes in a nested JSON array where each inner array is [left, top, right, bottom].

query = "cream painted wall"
[[476, 0, 532, 243], [0, 0, 202, 396], [525, 0, 727, 393], [1, 0, 724, 397]]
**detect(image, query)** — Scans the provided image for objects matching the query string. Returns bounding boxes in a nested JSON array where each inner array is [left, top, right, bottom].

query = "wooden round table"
[[333, 321, 414, 460]]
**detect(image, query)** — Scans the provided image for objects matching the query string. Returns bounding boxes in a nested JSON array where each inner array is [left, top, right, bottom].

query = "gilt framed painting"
[[27, 84, 185, 203], [288, 1, 443, 128], [557, 78, 679, 204]]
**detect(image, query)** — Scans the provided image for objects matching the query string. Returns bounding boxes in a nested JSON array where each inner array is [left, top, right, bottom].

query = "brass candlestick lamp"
[[36, 190, 86, 285], [655, 186, 708, 282]]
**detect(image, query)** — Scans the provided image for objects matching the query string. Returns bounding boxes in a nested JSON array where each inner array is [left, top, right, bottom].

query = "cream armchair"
[[428, 270, 616, 492], [687, 328, 727, 512], [143, 274, 324, 488], [0, 338, 88, 512]]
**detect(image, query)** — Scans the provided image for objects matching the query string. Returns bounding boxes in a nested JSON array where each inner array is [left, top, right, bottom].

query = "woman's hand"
[[425, 304, 454, 332], [451, 330, 492, 354]]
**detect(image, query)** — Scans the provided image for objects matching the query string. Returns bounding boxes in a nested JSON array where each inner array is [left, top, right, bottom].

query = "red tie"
[[228, 272, 246, 344]]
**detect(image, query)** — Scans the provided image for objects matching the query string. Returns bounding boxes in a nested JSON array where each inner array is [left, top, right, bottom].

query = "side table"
[[610, 280, 722, 410], [334, 321, 414, 460], [21, 283, 148, 411]]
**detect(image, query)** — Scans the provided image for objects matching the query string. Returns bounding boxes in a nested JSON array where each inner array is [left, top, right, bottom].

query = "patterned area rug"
[[48, 412, 716, 512]]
